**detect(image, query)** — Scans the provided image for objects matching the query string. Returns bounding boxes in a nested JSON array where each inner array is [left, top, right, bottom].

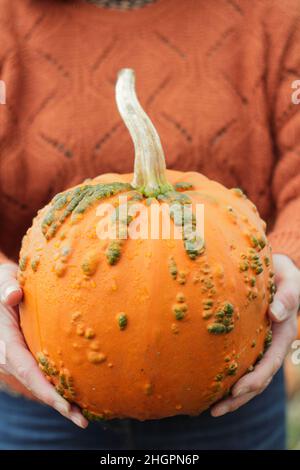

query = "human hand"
[[0, 262, 88, 428], [211, 253, 300, 417]]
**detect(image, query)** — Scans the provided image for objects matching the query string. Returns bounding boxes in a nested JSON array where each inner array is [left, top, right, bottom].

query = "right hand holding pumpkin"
[[0, 262, 88, 428]]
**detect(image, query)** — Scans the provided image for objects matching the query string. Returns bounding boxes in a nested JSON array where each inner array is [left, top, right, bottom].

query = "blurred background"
[[285, 329, 300, 450]]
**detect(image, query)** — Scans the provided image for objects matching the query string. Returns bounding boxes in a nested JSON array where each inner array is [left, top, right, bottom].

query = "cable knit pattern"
[[0, 0, 300, 266]]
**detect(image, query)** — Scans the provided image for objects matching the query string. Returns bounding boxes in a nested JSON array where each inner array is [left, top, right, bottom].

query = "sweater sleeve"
[[0, 1, 19, 267], [266, 3, 300, 268]]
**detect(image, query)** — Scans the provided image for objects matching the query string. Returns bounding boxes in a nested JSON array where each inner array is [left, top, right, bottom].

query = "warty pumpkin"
[[18, 69, 274, 421]]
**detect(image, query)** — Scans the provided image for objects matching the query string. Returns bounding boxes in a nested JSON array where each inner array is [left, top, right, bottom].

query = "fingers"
[[6, 340, 88, 428], [270, 278, 300, 322], [233, 318, 296, 396], [69, 404, 89, 428], [269, 255, 300, 322], [236, 317, 296, 391], [211, 317, 297, 417], [0, 263, 23, 307], [211, 391, 257, 417], [0, 264, 88, 427]]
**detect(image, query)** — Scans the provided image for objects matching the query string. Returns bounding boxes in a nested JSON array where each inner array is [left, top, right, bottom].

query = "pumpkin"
[[18, 69, 274, 421]]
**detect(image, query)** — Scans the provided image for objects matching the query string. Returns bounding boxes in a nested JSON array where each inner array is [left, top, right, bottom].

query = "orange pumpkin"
[[18, 69, 274, 421]]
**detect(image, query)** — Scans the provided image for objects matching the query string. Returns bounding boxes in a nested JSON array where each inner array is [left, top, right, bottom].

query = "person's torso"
[[0, 0, 276, 260]]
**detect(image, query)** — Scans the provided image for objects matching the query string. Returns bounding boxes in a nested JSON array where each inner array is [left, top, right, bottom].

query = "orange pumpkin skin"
[[18, 169, 274, 421]]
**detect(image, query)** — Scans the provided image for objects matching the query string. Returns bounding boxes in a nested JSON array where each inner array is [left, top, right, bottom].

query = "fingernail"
[[70, 415, 88, 428], [54, 401, 69, 416], [0, 286, 21, 303], [212, 404, 229, 417], [233, 387, 248, 398], [271, 299, 286, 321]]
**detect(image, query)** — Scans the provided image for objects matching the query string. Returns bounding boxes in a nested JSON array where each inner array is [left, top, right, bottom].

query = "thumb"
[[269, 278, 299, 322], [0, 264, 23, 307]]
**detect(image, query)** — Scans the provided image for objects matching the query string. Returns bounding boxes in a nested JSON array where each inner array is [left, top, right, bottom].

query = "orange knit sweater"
[[0, 0, 300, 268]]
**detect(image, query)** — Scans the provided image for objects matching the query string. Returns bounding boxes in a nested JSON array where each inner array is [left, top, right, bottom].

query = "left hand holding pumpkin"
[[211, 254, 300, 417]]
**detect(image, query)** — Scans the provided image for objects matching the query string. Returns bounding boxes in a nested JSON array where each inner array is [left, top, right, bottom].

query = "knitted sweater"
[[0, 0, 300, 267]]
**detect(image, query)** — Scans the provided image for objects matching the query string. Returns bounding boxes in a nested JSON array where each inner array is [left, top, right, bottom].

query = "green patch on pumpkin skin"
[[184, 235, 205, 260], [168, 257, 178, 280], [145, 197, 156, 206], [215, 373, 224, 382], [42, 182, 132, 239], [227, 362, 238, 376], [174, 182, 194, 192], [264, 330, 272, 350], [173, 305, 187, 321], [118, 313, 128, 330], [257, 351, 264, 362], [106, 241, 122, 265], [82, 409, 105, 421], [19, 255, 28, 272], [231, 187, 246, 198], [207, 303, 235, 334], [41, 178, 206, 261], [207, 323, 227, 334], [31, 256, 40, 272], [37, 352, 58, 377]]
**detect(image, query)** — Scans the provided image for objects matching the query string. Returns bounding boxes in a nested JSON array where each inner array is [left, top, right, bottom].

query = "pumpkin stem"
[[116, 68, 173, 197]]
